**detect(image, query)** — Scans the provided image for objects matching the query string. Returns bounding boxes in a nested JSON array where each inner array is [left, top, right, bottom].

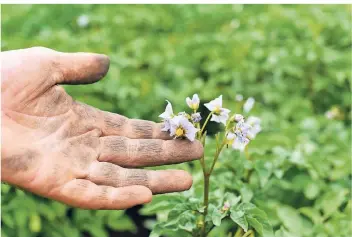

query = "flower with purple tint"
[[186, 94, 200, 110], [222, 201, 231, 211], [227, 120, 251, 151], [231, 114, 244, 123], [170, 115, 199, 141], [191, 112, 202, 123], [204, 95, 231, 125]]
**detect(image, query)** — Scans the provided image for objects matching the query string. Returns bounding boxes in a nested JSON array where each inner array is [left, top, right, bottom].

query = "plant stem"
[[201, 173, 210, 237], [241, 230, 254, 237], [234, 228, 244, 237], [200, 112, 214, 134], [208, 142, 226, 176], [199, 115, 232, 236]]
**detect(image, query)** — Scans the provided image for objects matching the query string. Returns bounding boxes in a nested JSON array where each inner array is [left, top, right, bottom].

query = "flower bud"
[[186, 94, 200, 110], [231, 114, 244, 122], [222, 201, 230, 211], [191, 112, 202, 123]]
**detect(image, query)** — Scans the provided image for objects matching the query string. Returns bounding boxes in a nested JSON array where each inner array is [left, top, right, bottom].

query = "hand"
[[1, 47, 203, 209]]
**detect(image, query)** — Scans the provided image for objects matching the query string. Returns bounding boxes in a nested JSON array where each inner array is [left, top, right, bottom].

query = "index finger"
[[101, 110, 172, 140], [71, 102, 172, 140]]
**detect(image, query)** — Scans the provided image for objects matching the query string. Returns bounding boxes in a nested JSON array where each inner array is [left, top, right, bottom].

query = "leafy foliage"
[[2, 4, 351, 237]]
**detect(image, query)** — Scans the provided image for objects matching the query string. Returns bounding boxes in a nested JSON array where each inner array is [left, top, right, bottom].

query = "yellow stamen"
[[176, 127, 185, 137], [214, 106, 221, 114]]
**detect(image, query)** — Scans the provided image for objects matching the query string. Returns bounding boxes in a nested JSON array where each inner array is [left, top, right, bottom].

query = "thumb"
[[55, 51, 110, 85]]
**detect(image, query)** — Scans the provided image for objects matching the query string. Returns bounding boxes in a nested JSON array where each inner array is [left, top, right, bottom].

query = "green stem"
[[201, 173, 210, 237], [207, 141, 226, 176], [199, 114, 233, 236], [241, 230, 254, 237], [234, 228, 244, 237], [200, 112, 214, 134]]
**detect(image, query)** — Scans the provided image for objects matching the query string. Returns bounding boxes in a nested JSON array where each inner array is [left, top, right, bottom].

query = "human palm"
[[1, 47, 203, 209]]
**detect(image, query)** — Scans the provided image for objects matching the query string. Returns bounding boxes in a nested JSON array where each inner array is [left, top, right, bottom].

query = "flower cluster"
[[159, 99, 199, 142], [159, 94, 262, 151]]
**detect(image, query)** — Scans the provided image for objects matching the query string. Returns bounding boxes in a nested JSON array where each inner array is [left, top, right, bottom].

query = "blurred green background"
[[1, 4, 351, 237]]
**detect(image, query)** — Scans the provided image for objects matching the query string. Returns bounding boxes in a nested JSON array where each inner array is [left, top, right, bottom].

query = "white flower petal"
[[204, 102, 216, 112], [219, 114, 229, 125], [215, 95, 223, 108], [232, 136, 249, 151], [210, 114, 221, 123], [205, 95, 223, 112], [227, 132, 236, 140], [161, 120, 171, 132], [185, 125, 198, 141], [221, 108, 231, 114], [192, 94, 200, 104], [159, 100, 174, 119], [186, 97, 192, 108]]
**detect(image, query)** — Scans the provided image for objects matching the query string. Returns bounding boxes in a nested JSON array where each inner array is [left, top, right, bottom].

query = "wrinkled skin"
[[1, 47, 203, 209]]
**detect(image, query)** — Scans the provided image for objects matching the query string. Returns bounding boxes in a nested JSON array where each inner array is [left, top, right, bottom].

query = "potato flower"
[[169, 115, 199, 141], [246, 116, 262, 139], [186, 94, 200, 110], [204, 95, 230, 125]]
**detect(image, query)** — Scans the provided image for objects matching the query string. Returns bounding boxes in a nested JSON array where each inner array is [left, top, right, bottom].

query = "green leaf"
[[316, 189, 348, 218], [223, 192, 241, 207], [240, 185, 254, 203], [275, 227, 300, 237], [87, 225, 108, 237], [299, 207, 322, 224], [107, 215, 136, 232], [1, 213, 14, 228], [255, 160, 272, 187], [14, 209, 28, 228], [277, 206, 302, 234], [211, 208, 222, 226], [230, 210, 248, 232], [247, 216, 263, 236], [304, 181, 320, 200]]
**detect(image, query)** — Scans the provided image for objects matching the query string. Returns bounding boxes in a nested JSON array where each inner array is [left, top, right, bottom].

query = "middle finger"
[[98, 136, 203, 167]]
